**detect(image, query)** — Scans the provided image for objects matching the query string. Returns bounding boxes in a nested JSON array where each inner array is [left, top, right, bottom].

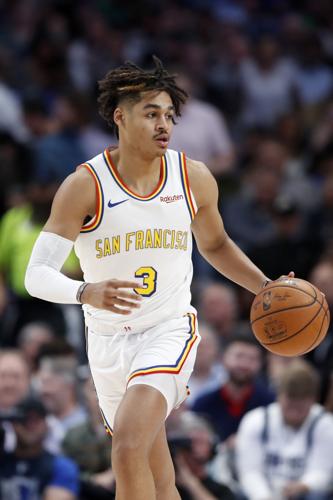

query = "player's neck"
[[111, 146, 162, 195]]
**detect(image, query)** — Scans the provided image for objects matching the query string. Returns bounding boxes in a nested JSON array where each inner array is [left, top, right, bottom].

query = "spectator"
[[198, 283, 240, 346], [294, 32, 333, 125], [0, 176, 81, 344], [239, 34, 296, 129], [169, 72, 235, 176], [222, 163, 281, 252], [36, 356, 87, 438], [32, 92, 87, 184], [191, 334, 274, 443], [308, 260, 333, 404], [17, 321, 55, 373], [248, 195, 322, 280], [0, 395, 79, 500], [62, 374, 114, 499], [0, 349, 30, 412], [168, 412, 236, 500], [236, 360, 333, 500]]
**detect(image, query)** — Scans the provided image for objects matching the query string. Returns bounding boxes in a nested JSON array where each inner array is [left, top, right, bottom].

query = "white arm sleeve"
[[25, 231, 83, 304]]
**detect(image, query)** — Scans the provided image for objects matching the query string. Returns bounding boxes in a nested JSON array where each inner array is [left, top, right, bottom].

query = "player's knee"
[[112, 431, 148, 468]]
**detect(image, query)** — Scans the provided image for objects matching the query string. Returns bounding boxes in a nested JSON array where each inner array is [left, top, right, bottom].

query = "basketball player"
[[25, 57, 287, 500]]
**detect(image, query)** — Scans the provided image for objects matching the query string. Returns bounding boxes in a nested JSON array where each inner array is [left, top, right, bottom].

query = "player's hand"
[[80, 279, 142, 314], [264, 271, 295, 287], [278, 271, 295, 280]]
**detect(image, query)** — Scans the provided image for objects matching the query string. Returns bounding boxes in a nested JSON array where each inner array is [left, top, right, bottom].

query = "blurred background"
[[1, 1, 333, 499]]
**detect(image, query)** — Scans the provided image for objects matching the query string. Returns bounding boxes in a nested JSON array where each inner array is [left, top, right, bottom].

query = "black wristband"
[[76, 282, 89, 304], [262, 279, 271, 288]]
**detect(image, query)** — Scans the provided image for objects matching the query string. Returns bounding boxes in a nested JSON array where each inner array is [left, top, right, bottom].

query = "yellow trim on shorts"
[[126, 313, 198, 385]]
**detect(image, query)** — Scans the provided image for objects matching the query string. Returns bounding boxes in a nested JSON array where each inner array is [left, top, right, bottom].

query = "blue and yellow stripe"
[[79, 163, 104, 233], [179, 152, 196, 220], [103, 148, 168, 201], [100, 407, 113, 437], [127, 313, 198, 385]]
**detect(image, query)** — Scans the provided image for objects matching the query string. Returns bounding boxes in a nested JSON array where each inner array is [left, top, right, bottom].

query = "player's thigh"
[[149, 425, 176, 491], [112, 383, 168, 455]]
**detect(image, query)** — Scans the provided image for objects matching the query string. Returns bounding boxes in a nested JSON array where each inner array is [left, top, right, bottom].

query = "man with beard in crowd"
[[191, 334, 275, 443]]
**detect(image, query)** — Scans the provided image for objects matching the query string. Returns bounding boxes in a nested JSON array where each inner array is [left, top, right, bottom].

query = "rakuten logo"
[[160, 194, 184, 203]]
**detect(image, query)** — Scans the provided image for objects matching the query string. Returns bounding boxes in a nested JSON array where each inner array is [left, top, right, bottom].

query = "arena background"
[[0, 1, 333, 499]]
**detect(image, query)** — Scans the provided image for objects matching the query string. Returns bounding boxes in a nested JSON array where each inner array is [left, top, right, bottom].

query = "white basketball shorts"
[[86, 313, 200, 436]]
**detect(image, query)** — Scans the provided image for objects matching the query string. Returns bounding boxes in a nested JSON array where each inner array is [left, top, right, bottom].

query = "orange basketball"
[[250, 278, 330, 357]]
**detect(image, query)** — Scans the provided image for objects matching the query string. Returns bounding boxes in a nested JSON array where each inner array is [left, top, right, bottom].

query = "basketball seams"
[[250, 278, 329, 356], [250, 284, 320, 326], [260, 293, 324, 346], [300, 304, 330, 355]]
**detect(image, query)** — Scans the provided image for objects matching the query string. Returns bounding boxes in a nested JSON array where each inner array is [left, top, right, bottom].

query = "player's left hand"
[[262, 271, 295, 289]]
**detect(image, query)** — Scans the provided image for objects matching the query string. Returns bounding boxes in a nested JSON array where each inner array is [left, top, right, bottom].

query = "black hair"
[[224, 333, 263, 352], [98, 56, 188, 136]]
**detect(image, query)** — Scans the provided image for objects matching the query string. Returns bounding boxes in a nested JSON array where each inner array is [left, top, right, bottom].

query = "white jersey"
[[74, 148, 197, 334], [236, 402, 333, 500]]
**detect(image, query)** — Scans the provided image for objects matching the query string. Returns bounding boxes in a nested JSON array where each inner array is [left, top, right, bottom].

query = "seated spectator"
[[17, 321, 55, 373], [191, 334, 274, 443], [0, 396, 79, 500], [198, 283, 240, 346], [168, 412, 236, 500], [186, 323, 226, 406], [62, 373, 114, 499], [36, 354, 87, 442], [222, 163, 281, 252], [0, 349, 30, 412], [236, 360, 333, 500]]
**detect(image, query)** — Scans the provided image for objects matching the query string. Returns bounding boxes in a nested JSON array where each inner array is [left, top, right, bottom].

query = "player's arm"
[[188, 159, 269, 295], [25, 167, 141, 314]]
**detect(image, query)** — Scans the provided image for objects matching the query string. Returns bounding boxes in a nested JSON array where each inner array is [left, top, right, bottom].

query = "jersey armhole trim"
[[178, 152, 198, 221], [78, 163, 104, 233]]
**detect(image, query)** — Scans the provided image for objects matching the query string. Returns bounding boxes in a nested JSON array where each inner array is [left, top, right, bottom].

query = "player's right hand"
[[80, 279, 142, 314]]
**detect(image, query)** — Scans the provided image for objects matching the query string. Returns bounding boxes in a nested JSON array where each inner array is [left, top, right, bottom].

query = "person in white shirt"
[[236, 359, 333, 500]]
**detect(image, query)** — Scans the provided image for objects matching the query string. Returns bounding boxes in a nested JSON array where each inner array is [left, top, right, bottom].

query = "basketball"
[[250, 278, 330, 357]]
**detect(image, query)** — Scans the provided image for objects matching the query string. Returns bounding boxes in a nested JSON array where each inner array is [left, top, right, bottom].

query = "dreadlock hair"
[[98, 56, 188, 137]]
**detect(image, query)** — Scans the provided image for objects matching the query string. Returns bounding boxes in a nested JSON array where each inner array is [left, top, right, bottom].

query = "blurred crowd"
[[1, 0, 333, 498]]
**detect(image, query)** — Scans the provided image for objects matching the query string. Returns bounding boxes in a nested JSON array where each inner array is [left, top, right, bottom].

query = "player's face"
[[118, 91, 175, 158], [279, 394, 313, 428]]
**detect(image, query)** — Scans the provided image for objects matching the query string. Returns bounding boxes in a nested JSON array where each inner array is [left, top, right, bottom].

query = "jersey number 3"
[[134, 266, 157, 297]]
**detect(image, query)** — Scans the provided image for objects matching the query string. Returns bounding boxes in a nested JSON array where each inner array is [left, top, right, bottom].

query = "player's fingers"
[[110, 280, 141, 289], [288, 271, 295, 278], [115, 290, 142, 301], [112, 297, 141, 309]]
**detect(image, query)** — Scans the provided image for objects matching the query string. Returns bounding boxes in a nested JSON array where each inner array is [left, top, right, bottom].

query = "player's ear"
[[114, 107, 125, 128]]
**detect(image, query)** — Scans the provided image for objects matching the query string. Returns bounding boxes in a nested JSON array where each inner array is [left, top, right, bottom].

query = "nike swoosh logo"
[[108, 199, 129, 208]]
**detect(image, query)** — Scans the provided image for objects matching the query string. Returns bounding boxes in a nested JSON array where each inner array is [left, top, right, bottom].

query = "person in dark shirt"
[[0, 396, 79, 500], [191, 334, 275, 443]]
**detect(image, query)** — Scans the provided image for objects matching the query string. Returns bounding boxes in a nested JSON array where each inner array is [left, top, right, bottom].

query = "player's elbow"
[[25, 264, 41, 298]]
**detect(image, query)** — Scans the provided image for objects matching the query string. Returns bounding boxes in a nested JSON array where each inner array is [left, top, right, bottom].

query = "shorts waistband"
[[85, 318, 151, 336]]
